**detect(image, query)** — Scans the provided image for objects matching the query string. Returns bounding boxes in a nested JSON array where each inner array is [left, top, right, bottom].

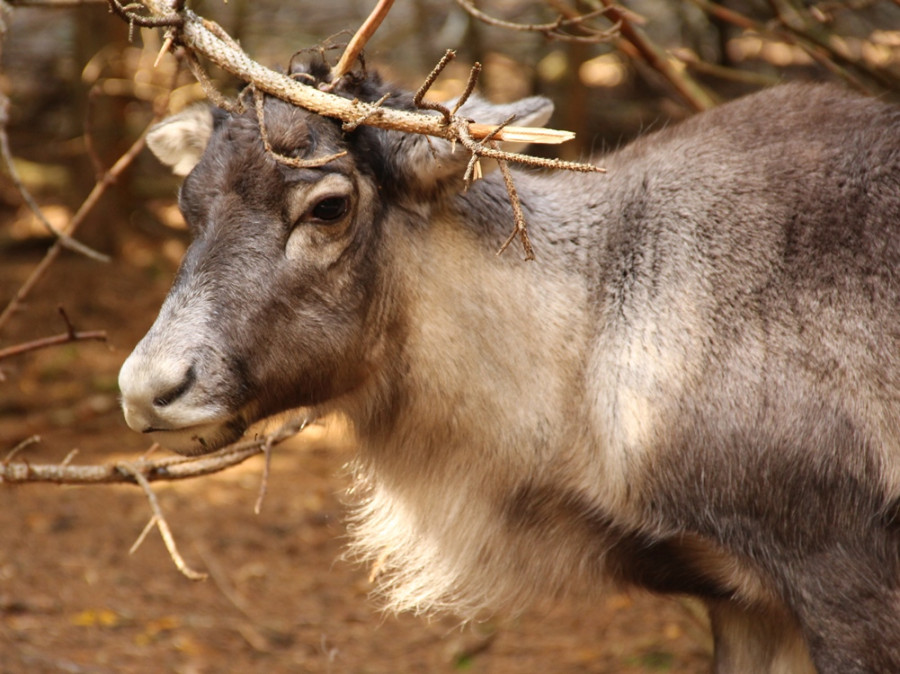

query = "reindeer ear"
[[387, 95, 553, 191], [146, 105, 215, 177], [452, 95, 554, 153]]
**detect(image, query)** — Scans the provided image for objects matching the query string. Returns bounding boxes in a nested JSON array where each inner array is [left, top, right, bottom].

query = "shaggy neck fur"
[[333, 184, 612, 615]]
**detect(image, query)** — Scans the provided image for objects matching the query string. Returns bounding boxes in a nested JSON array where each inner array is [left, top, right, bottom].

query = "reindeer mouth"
[[144, 415, 250, 456]]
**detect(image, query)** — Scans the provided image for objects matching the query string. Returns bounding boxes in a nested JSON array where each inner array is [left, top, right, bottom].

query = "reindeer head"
[[118, 60, 552, 454]]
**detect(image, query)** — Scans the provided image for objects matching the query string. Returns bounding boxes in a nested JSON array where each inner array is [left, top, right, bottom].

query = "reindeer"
[[117, 47, 900, 672]]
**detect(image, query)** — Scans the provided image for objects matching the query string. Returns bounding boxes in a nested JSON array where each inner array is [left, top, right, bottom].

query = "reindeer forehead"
[[228, 99, 342, 158], [193, 101, 353, 201]]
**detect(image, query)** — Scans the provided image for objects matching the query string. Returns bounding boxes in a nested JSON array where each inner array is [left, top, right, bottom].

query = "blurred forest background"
[[1, 1, 900, 673]]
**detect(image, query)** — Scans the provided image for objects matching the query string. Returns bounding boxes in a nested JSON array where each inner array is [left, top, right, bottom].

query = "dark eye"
[[310, 196, 349, 222]]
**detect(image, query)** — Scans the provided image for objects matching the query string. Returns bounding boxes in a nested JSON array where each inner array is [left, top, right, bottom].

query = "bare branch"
[[451, 61, 483, 116], [252, 87, 347, 168], [454, 0, 621, 44], [0, 416, 312, 485], [0, 62, 179, 335], [0, 96, 110, 262], [0, 308, 107, 361], [493, 142, 534, 260], [4, 435, 40, 464], [112, 2, 578, 148], [595, 0, 717, 112]]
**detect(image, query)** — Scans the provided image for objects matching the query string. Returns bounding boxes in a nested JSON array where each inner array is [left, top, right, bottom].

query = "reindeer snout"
[[118, 352, 199, 433]]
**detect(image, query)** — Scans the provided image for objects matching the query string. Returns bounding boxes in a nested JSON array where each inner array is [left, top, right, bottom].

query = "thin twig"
[[252, 87, 348, 168], [129, 514, 158, 554], [596, 0, 717, 112], [0, 306, 107, 362], [450, 62, 482, 116], [454, 0, 620, 43], [0, 62, 179, 335], [253, 433, 275, 515], [183, 48, 237, 112], [0, 96, 109, 262], [493, 141, 533, 260], [120, 463, 208, 581], [3, 435, 40, 464], [0, 328, 107, 361], [414, 49, 457, 122]]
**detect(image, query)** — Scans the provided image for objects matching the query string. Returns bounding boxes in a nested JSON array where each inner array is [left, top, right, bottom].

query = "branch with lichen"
[[106, 1, 600, 167]]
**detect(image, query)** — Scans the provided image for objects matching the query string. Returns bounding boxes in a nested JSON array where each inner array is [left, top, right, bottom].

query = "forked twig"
[[121, 463, 208, 581], [454, 0, 621, 43], [414, 49, 460, 123], [493, 141, 534, 260], [0, 417, 312, 485], [0, 307, 107, 361]]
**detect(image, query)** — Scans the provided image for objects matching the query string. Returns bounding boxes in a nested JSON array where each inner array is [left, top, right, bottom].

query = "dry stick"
[[0, 96, 109, 262], [494, 142, 534, 260], [252, 87, 347, 168], [124, 3, 581, 152], [330, 0, 395, 81], [454, 0, 620, 43], [451, 61, 483, 116], [183, 49, 238, 113], [2, 418, 310, 580], [0, 416, 311, 485], [0, 306, 107, 361], [3, 435, 40, 464], [0, 328, 107, 361], [120, 463, 209, 580], [595, 0, 717, 112], [253, 433, 275, 515], [0, 123, 154, 334], [413, 49, 458, 122]]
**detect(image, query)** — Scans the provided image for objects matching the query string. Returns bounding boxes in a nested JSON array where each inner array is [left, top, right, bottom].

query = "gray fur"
[[119, 73, 900, 673]]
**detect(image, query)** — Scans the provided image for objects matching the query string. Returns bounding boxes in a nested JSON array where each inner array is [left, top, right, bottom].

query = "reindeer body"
[[119, 71, 900, 672]]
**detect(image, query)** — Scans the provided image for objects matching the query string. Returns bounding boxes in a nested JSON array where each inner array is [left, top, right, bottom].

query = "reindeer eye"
[[310, 196, 349, 223]]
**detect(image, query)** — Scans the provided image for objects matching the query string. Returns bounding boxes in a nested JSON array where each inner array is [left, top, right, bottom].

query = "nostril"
[[153, 365, 196, 407]]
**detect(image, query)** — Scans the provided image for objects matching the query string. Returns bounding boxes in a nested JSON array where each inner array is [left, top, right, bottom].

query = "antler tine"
[[331, 0, 396, 82]]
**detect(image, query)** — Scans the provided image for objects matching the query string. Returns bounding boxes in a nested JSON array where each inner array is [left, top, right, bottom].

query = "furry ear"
[[451, 95, 554, 154], [384, 95, 554, 191], [146, 105, 215, 176]]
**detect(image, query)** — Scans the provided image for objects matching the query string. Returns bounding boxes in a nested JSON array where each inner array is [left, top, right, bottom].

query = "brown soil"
[[0, 244, 713, 673]]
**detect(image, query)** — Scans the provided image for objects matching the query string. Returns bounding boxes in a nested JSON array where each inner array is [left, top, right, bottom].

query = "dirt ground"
[[0, 240, 714, 673]]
